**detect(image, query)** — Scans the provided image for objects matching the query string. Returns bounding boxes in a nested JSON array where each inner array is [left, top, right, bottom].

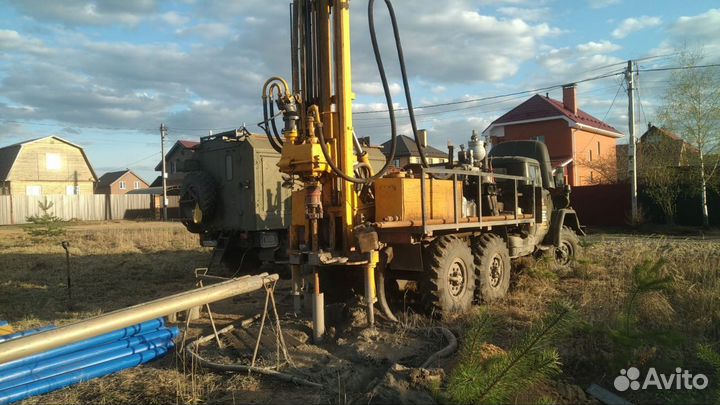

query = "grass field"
[[0, 221, 718, 404]]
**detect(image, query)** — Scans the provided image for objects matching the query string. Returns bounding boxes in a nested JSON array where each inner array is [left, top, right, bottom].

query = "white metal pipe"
[[0, 273, 278, 366]]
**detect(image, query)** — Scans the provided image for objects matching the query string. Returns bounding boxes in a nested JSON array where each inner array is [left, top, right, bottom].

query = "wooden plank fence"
[[0, 195, 180, 225]]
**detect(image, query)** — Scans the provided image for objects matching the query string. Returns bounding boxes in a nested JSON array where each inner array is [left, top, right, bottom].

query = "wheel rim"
[[489, 255, 504, 288], [448, 258, 467, 297], [555, 242, 573, 265]]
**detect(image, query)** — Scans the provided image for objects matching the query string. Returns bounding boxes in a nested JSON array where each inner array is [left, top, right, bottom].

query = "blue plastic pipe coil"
[[0, 327, 179, 386], [0, 326, 57, 344], [0, 344, 173, 405], [0, 318, 164, 372]]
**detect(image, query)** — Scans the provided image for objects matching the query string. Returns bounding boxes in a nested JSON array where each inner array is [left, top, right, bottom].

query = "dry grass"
[[0, 221, 206, 332], [2, 223, 719, 404], [482, 234, 720, 404]]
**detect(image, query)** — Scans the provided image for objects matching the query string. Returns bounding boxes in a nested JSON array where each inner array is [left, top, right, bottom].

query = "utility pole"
[[626, 60, 638, 224], [160, 123, 168, 221]]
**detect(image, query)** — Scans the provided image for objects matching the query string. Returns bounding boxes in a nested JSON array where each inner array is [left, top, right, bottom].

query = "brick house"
[[483, 84, 623, 186], [95, 169, 149, 195], [0, 136, 97, 196]]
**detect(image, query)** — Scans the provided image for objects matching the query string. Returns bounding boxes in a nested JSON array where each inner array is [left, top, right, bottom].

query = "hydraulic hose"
[[268, 83, 285, 147], [372, 0, 430, 168], [314, 0, 407, 184], [261, 97, 283, 153]]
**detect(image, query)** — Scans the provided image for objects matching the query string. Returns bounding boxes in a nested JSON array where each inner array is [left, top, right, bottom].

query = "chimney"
[[418, 129, 428, 148], [562, 83, 577, 115]]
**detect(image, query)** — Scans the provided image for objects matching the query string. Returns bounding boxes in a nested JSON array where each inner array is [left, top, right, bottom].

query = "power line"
[[603, 80, 625, 122], [113, 151, 161, 171], [352, 70, 625, 115], [638, 63, 720, 73]]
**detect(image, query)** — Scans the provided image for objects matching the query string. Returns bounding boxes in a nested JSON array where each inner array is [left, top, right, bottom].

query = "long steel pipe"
[[0, 273, 278, 366]]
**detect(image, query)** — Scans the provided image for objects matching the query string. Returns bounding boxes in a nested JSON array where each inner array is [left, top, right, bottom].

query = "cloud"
[[576, 40, 621, 54], [611, 16, 662, 39], [669, 9, 720, 58], [354, 82, 402, 97], [354, 2, 561, 84], [588, 0, 621, 9], [159, 11, 189, 27], [5, 0, 159, 26], [496, 7, 551, 22], [0, 30, 49, 54], [176, 23, 233, 40]]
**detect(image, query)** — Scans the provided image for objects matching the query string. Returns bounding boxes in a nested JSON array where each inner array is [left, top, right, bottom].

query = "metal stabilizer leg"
[[364, 251, 379, 328], [311, 271, 325, 343]]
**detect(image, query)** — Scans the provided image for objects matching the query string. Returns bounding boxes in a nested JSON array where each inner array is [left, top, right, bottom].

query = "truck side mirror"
[[553, 170, 564, 188]]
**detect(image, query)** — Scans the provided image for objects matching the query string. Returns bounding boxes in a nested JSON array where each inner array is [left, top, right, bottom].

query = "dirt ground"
[[1, 221, 718, 404]]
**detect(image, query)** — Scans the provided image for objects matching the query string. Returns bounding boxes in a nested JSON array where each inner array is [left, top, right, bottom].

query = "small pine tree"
[[24, 198, 66, 238], [446, 302, 576, 404], [698, 345, 720, 403]]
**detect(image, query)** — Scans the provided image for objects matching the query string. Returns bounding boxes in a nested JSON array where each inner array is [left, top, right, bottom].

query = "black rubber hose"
[[313, 0, 407, 184], [379, 0, 429, 168], [268, 97, 285, 147], [375, 265, 399, 323], [261, 99, 283, 153]]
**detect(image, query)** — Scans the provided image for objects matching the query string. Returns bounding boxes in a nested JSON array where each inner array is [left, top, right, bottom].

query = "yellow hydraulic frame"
[[266, 0, 377, 341]]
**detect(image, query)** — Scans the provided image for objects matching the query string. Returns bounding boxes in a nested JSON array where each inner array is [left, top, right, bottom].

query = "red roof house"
[[152, 140, 199, 191], [483, 84, 623, 186]]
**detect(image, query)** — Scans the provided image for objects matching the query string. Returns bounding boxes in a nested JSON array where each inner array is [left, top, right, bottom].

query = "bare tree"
[[579, 154, 619, 185], [638, 138, 687, 225], [657, 49, 720, 227]]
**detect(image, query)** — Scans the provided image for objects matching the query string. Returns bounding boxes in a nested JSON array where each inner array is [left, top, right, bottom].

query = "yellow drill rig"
[[260, 0, 584, 341]]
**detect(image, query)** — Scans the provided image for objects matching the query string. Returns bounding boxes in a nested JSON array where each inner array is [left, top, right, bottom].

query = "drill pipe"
[[0, 273, 278, 366]]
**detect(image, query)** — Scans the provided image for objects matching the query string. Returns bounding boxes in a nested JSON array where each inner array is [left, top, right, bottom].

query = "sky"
[[0, 0, 719, 183]]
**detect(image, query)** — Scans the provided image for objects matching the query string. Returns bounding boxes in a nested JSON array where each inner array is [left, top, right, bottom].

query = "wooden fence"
[[0, 195, 180, 225]]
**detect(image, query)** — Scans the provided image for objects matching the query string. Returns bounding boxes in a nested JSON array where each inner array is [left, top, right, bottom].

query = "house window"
[[134, 181, 140, 189], [170, 161, 176, 174], [225, 155, 233, 180], [26, 185, 42, 196], [119, 181, 127, 190], [66, 185, 79, 195], [46, 153, 61, 171], [597, 142, 601, 156], [535, 135, 545, 143], [394, 159, 401, 167], [589, 150, 593, 162]]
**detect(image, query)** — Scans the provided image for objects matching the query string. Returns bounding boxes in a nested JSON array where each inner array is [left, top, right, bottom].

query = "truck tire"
[[473, 234, 511, 303], [554, 226, 580, 265], [421, 235, 475, 316], [180, 171, 217, 233]]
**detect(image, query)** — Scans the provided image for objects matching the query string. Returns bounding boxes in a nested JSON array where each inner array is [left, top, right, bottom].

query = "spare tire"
[[180, 171, 217, 233]]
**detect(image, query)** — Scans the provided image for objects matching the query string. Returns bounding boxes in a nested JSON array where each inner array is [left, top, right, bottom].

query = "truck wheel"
[[421, 235, 475, 316], [555, 226, 580, 265], [180, 171, 217, 232], [473, 234, 511, 303]]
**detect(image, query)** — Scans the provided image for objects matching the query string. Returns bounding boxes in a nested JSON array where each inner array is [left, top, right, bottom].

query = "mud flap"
[[547, 209, 584, 246]]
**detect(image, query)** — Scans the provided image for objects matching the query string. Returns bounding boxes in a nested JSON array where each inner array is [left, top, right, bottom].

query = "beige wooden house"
[[0, 136, 97, 196]]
